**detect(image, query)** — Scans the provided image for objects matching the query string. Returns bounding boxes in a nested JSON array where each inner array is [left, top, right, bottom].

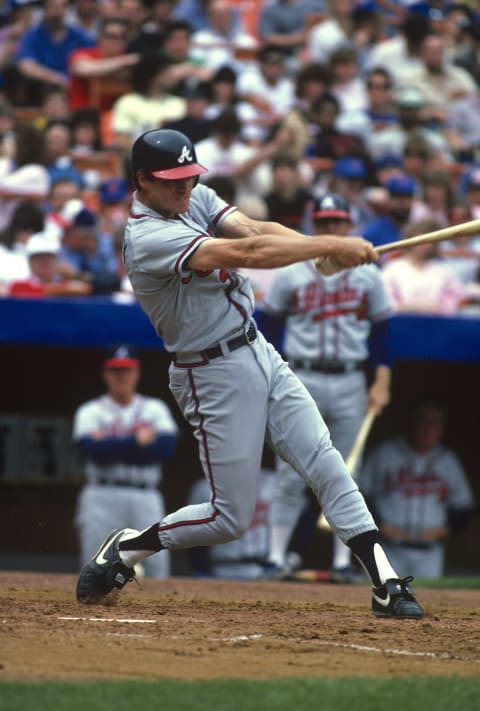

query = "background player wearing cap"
[[76, 128, 423, 619], [263, 193, 393, 581], [362, 173, 416, 257], [72, 345, 179, 578], [358, 400, 475, 579]]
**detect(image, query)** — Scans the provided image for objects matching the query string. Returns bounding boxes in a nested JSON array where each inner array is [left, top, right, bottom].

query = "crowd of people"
[[0, 0, 479, 309]]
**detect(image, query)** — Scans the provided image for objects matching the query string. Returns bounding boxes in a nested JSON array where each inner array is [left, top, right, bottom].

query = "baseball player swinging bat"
[[317, 406, 377, 531], [316, 217, 480, 275]]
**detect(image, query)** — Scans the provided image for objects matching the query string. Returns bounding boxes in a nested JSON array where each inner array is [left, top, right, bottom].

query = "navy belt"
[[202, 322, 257, 360], [95, 480, 150, 489], [290, 359, 364, 374]]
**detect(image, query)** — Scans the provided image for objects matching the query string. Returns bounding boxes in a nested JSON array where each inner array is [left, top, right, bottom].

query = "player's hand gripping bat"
[[315, 217, 480, 276], [317, 406, 377, 531]]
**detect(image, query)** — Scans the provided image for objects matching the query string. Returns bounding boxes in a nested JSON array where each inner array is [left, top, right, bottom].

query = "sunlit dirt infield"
[[1, 572, 479, 681]]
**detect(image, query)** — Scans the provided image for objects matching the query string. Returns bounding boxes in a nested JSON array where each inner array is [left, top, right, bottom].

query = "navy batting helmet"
[[312, 193, 351, 221], [131, 129, 208, 180]]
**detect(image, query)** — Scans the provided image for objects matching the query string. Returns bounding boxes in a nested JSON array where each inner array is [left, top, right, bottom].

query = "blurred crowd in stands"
[[0, 0, 480, 313]]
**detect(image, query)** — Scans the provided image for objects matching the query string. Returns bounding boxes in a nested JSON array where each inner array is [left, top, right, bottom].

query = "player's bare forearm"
[[190, 214, 377, 270], [418, 525, 450, 542], [190, 233, 375, 270], [71, 53, 139, 77], [368, 365, 391, 414]]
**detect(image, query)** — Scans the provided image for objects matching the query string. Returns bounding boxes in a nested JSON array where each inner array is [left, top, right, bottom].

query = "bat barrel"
[[375, 218, 480, 255]]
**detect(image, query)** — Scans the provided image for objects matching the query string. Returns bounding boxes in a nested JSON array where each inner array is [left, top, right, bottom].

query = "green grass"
[[1, 678, 479, 711]]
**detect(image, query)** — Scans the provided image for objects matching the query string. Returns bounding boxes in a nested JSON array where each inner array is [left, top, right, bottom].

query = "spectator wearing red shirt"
[[68, 17, 140, 111]]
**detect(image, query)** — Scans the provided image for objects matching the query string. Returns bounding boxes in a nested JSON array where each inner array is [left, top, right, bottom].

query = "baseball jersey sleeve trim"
[[213, 204, 237, 226], [174, 234, 210, 276]]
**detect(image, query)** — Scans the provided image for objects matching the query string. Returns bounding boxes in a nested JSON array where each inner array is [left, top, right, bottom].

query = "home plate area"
[[1, 572, 479, 680]]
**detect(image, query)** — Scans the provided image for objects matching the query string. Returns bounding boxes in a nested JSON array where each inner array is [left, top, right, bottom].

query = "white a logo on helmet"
[[178, 145, 192, 164], [322, 195, 336, 209]]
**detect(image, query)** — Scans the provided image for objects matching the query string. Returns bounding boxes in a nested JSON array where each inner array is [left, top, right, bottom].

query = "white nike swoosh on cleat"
[[95, 548, 110, 565], [95, 534, 117, 565], [372, 591, 391, 607]]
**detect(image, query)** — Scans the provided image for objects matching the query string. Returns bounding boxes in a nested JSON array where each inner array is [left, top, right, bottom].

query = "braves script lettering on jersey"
[[266, 262, 390, 363], [359, 437, 475, 578]]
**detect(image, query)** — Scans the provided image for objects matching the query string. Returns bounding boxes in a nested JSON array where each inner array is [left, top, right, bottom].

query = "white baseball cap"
[[25, 232, 60, 258]]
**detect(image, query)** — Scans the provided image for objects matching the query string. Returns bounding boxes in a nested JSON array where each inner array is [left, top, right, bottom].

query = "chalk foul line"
[[57, 616, 156, 623]]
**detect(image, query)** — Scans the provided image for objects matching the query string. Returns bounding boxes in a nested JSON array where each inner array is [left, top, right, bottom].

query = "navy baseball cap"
[[104, 345, 139, 369], [386, 174, 416, 196], [374, 154, 403, 171], [73, 207, 97, 227], [312, 193, 351, 221], [334, 156, 367, 180], [99, 177, 129, 204]]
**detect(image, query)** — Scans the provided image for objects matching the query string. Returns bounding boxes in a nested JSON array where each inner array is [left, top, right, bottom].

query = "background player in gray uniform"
[[263, 193, 392, 582], [73, 345, 179, 578], [358, 400, 475, 579], [76, 128, 423, 619], [188, 465, 276, 580]]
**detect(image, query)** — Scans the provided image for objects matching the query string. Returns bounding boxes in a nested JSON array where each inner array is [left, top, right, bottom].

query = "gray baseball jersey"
[[124, 185, 250, 353], [359, 437, 475, 533], [358, 437, 475, 578], [73, 394, 178, 487], [264, 261, 391, 363], [122, 184, 377, 554]]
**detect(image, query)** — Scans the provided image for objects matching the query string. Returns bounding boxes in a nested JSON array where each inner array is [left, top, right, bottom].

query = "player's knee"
[[217, 518, 249, 542], [230, 520, 250, 540], [215, 507, 252, 541]]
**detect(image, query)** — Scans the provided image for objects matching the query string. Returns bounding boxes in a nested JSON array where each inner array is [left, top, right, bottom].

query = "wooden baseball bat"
[[317, 406, 377, 532], [316, 218, 480, 274], [375, 218, 480, 255]]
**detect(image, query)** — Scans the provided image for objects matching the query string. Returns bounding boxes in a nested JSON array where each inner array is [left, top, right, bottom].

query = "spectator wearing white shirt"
[[236, 45, 296, 145], [190, 0, 258, 73], [364, 10, 429, 82], [195, 108, 290, 201], [329, 45, 368, 116], [307, 0, 354, 64], [395, 32, 478, 127], [0, 200, 43, 293]]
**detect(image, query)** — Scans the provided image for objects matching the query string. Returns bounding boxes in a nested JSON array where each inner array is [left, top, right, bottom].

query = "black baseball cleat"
[[76, 528, 136, 604], [372, 576, 424, 619]]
